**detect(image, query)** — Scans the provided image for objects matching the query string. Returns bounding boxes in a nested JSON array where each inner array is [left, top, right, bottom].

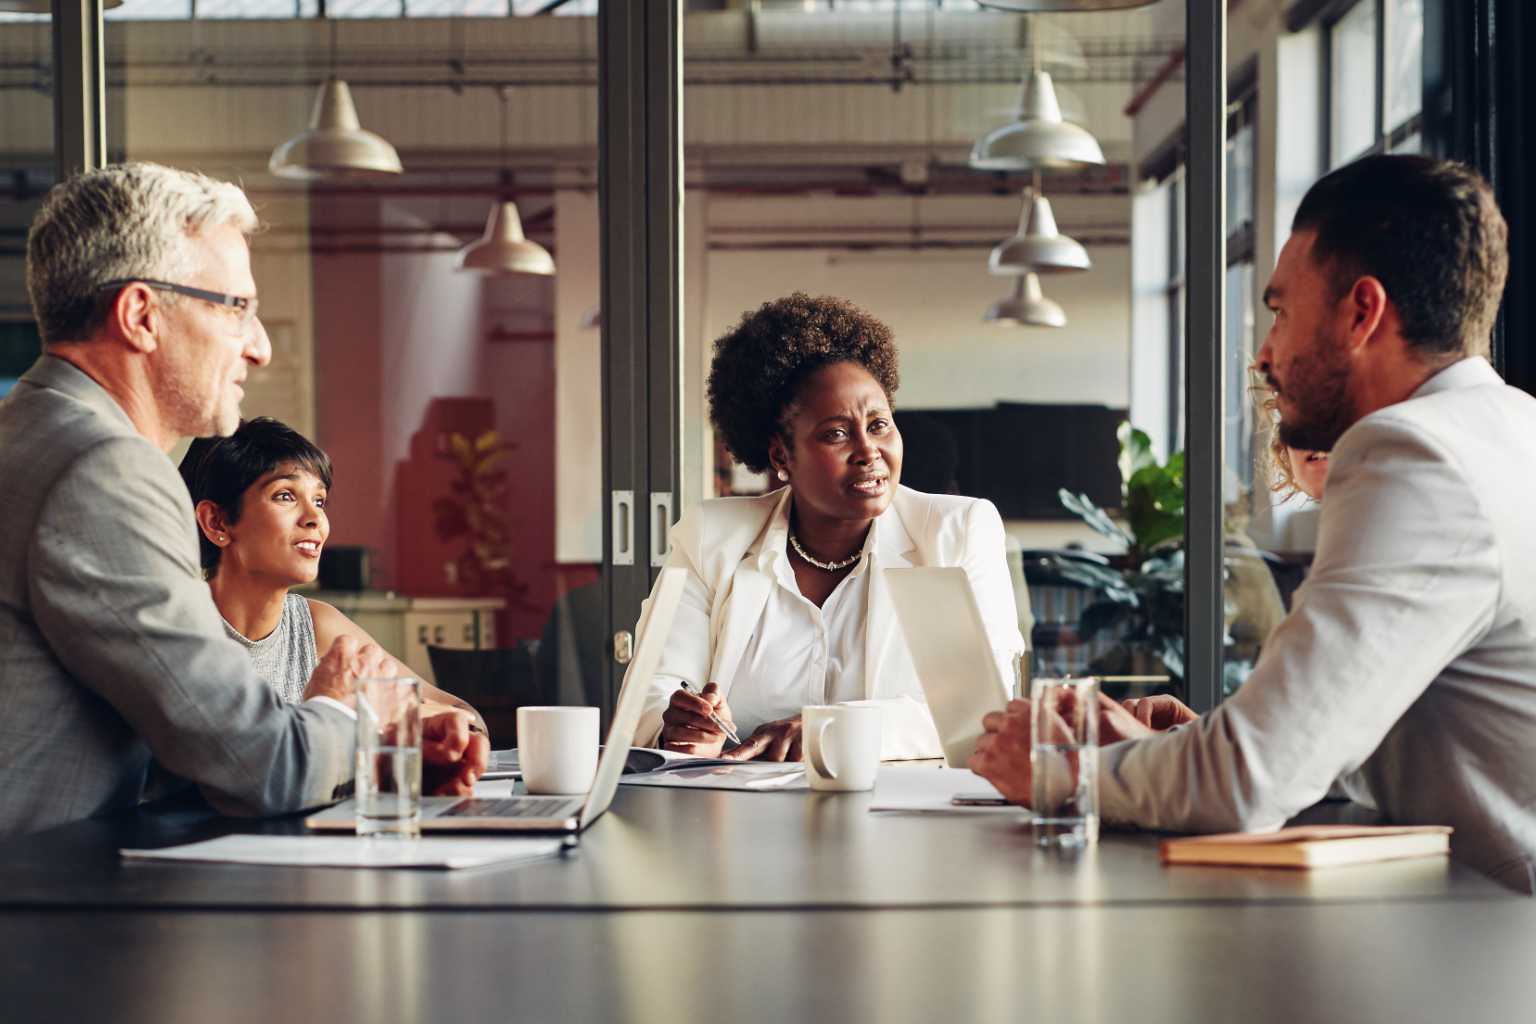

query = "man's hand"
[[723, 716, 803, 762], [303, 635, 395, 706], [1121, 694, 1199, 732], [967, 699, 1034, 805], [661, 682, 736, 757], [421, 709, 488, 797]]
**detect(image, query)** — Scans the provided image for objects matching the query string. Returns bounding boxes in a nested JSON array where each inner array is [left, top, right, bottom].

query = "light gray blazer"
[[0, 356, 354, 835], [1100, 358, 1536, 892]]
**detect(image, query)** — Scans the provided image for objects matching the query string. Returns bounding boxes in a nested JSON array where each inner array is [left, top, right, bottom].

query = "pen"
[[678, 681, 742, 745]]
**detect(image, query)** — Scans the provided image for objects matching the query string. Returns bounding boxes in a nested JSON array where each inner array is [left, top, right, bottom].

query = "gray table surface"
[[6, 902, 1536, 1024], [0, 771, 1527, 1023], [0, 774, 1511, 911]]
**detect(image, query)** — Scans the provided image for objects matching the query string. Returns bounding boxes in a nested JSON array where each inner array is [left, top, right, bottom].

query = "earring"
[[777, 469, 789, 482]]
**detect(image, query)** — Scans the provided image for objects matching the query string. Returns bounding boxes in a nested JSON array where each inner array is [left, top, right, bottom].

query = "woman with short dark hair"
[[179, 419, 485, 732], [634, 293, 1025, 761]]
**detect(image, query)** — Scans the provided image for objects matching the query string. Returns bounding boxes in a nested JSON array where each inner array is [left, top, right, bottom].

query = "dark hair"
[[1292, 154, 1508, 360], [178, 417, 333, 574], [706, 293, 900, 474]]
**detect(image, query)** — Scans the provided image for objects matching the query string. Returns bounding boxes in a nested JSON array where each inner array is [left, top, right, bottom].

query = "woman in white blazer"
[[635, 293, 1025, 761]]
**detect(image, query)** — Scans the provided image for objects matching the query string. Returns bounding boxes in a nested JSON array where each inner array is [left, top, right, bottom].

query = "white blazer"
[[634, 485, 1026, 759]]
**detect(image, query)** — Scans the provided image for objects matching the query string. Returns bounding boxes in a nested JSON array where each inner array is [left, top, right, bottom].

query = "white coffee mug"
[[517, 706, 599, 795], [802, 704, 882, 792]]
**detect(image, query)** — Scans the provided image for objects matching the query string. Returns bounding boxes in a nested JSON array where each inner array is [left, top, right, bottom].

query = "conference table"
[[1, 769, 1533, 1023]]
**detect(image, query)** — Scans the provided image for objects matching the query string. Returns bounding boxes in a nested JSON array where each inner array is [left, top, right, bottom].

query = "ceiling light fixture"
[[969, 17, 1105, 171], [989, 175, 1090, 274], [983, 273, 1067, 328], [974, 1, 1158, 11], [457, 87, 555, 277], [0, 0, 121, 11], [269, 24, 402, 181]]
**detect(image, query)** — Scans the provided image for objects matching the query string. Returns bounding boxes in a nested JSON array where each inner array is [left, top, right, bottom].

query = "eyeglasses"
[[99, 278, 260, 329]]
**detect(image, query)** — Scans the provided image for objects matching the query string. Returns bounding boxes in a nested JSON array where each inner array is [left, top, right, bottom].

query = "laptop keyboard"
[[440, 797, 583, 819]]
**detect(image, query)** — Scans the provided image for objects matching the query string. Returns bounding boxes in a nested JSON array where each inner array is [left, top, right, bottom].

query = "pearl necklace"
[[789, 532, 862, 572]]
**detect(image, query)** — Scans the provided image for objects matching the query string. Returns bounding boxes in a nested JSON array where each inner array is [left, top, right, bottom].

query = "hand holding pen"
[[661, 681, 741, 755]]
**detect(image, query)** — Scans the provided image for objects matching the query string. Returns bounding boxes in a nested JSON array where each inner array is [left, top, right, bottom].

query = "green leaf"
[[1117, 421, 1158, 486], [1057, 488, 1134, 546]]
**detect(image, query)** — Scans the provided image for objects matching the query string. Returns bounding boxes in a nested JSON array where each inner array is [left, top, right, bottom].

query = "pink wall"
[[312, 201, 565, 643]]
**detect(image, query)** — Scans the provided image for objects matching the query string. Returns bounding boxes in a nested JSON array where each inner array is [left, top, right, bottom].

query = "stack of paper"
[[617, 761, 807, 791], [867, 765, 1026, 815], [121, 834, 567, 870]]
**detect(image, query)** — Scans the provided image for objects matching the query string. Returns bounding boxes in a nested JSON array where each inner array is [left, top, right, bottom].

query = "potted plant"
[[1042, 423, 1187, 690]]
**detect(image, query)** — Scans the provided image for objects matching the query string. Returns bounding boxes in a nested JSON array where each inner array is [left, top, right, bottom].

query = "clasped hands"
[[660, 683, 804, 762], [968, 692, 1198, 806], [303, 635, 488, 796]]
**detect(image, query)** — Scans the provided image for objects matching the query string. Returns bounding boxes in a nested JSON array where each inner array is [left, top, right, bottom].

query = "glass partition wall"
[[681, 1, 1215, 709], [0, 18, 54, 400], [25, 0, 1240, 721], [95, 2, 624, 738]]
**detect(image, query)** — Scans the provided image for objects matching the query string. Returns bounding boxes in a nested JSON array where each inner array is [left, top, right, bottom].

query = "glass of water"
[[1030, 676, 1099, 848], [355, 674, 423, 839]]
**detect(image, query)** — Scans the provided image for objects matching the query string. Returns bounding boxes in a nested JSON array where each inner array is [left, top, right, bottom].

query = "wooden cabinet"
[[306, 591, 505, 685]]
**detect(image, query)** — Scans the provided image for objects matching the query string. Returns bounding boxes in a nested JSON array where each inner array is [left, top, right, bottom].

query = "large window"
[[1326, 0, 1424, 167]]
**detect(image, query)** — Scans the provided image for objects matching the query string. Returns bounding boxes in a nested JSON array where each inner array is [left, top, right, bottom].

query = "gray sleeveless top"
[[222, 592, 318, 704]]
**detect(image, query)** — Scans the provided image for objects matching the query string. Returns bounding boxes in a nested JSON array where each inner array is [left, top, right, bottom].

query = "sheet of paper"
[[617, 762, 808, 792], [121, 834, 566, 870], [867, 764, 1029, 816]]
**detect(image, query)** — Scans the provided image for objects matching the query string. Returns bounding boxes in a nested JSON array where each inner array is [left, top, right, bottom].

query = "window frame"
[[1322, 0, 1425, 168]]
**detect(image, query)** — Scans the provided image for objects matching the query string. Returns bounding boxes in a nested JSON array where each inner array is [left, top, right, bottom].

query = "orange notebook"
[[1160, 824, 1452, 869]]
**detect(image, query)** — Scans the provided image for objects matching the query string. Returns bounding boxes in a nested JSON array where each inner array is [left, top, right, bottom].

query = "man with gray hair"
[[0, 162, 485, 835]]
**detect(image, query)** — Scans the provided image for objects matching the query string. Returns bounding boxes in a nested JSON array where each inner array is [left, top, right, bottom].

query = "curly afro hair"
[[707, 293, 900, 475]]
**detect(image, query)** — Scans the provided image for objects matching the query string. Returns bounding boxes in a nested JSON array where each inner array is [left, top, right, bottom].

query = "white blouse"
[[637, 485, 1026, 760], [719, 507, 877, 738]]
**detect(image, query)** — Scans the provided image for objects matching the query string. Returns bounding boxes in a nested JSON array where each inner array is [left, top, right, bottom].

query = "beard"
[[1272, 327, 1357, 453]]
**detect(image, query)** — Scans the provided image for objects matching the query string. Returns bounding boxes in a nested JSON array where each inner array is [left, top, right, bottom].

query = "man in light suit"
[[972, 155, 1536, 891], [0, 163, 485, 836]]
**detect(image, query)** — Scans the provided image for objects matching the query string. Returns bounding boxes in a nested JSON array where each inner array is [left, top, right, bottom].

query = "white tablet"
[[882, 566, 1012, 768]]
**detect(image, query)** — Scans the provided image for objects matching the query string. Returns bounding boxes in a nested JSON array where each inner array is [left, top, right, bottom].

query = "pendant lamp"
[[0, 0, 120, 11], [984, 273, 1066, 328], [458, 201, 555, 276], [970, 17, 1105, 171], [456, 88, 556, 277], [975, 1, 1157, 10], [268, 77, 403, 181], [989, 179, 1090, 274]]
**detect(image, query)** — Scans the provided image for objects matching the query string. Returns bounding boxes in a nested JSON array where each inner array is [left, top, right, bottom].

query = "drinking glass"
[[355, 675, 423, 839], [1030, 676, 1099, 847]]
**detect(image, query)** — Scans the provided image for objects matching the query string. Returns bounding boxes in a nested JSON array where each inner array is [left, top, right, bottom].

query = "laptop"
[[307, 567, 686, 834], [881, 566, 1012, 768]]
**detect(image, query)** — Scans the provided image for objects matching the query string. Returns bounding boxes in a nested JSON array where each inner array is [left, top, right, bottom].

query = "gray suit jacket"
[[0, 356, 354, 835], [1100, 358, 1536, 892]]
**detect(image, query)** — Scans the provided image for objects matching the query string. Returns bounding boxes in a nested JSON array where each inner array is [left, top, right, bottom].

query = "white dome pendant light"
[[970, 17, 1105, 171], [269, 23, 402, 181], [984, 272, 1067, 328], [457, 87, 555, 277], [990, 172, 1091, 274], [975, 1, 1157, 11]]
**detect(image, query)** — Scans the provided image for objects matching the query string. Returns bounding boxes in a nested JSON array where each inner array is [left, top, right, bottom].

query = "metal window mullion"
[[1376, 0, 1389, 145], [598, 0, 682, 720], [1184, 0, 1226, 714], [645, 0, 682, 568], [51, 0, 106, 180]]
